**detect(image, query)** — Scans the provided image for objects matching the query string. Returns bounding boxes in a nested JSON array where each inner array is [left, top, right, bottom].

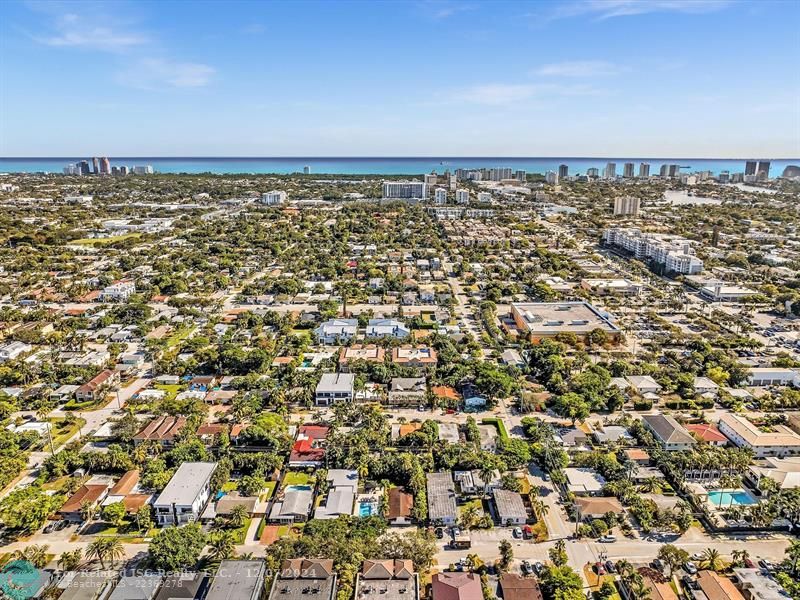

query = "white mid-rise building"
[[477, 192, 492, 203], [545, 171, 558, 185], [153, 462, 216, 525], [603, 227, 703, 274], [455, 189, 469, 204], [100, 280, 136, 302], [261, 191, 287, 205], [434, 188, 447, 204], [382, 181, 427, 199], [613, 196, 640, 216]]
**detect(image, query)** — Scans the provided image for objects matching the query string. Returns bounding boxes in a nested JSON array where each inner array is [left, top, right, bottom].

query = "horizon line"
[[1, 155, 797, 161]]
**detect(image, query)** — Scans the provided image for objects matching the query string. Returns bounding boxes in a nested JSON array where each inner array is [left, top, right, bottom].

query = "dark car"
[[533, 562, 544, 576], [43, 522, 55, 534], [56, 520, 68, 531], [435, 528, 444, 539], [604, 560, 616, 574], [521, 561, 533, 576]]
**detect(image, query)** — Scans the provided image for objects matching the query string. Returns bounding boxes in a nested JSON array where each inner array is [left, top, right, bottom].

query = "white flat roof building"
[[510, 301, 621, 341], [153, 461, 216, 525], [718, 413, 800, 458], [382, 181, 427, 199]]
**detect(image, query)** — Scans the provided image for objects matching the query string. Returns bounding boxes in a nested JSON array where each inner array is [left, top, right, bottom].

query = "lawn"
[[459, 499, 484, 516], [282, 471, 314, 488], [165, 326, 194, 349], [71, 233, 143, 246], [583, 568, 621, 599], [47, 417, 86, 449], [231, 518, 252, 544], [221, 481, 238, 492], [154, 384, 183, 402], [261, 481, 277, 500]]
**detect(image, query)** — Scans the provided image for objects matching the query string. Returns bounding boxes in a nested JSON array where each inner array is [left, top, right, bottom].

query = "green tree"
[[498, 540, 513, 572], [657, 544, 689, 576], [149, 523, 207, 571], [102, 501, 127, 527], [548, 539, 568, 567]]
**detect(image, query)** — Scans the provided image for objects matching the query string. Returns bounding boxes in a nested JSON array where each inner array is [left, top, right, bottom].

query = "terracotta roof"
[[298, 425, 329, 440], [196, 423, 229, 437], [78, 369, 116, 394], [280, 559, 335, 579], [696, 571, 745, 600], [686, 423, 727, 443], [399, 423, 422, 437], [624, 448, 650, 461], [361, 559, 414, 580], [133, 415, 188, 442], [431, 386, 460, 400], [499, 574, 543, 600], [110, 470, 140, 495], [432, 573, 482, 600], [61, 484, 108, 515], [387, 487, 413, 520], [575, 497, 625, 515], [121, 494, 151, 513]]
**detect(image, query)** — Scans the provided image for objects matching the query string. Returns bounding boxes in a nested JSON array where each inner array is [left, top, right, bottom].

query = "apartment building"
[[153, 461, 217, 525]]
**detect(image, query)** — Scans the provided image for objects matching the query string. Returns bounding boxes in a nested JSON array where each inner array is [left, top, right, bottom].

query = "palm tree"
[[702, 548, 723, 572], [14, 544, 50, 568], [103, 538, 124, 566], [786, 539, 800, 575], [208, 531, 236, 562], [85, 539, 107, 568], [228, 504, 248, 529], [57, 549, 82, 572], [479, 464, 495, 496], [639, 477, 662, 494], [731, 549, 749, 568]]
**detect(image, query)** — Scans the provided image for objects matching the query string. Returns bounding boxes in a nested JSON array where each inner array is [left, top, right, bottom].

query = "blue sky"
[[1, 0, 798, 157]]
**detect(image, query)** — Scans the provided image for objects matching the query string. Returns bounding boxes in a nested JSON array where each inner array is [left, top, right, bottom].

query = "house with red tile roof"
[[686, 423, 728, 446], [432, 573, 482, 600]]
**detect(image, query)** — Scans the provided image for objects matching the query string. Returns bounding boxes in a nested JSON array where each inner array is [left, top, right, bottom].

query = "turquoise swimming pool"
[[707, 490, 757, 506], [358, 501, 378, 517]]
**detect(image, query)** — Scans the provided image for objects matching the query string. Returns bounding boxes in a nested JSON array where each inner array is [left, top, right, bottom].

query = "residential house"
[[314, 319, 358, 344], [391, 346, 438, 369], [460, 383, 487, 411], [75, 369, 119, 403], [696, 571, 746, 600], [747, 456, 800, 492], [387, 487, 414, 526], [427, 472, 458, 525], [366, 319, 411, 339], [153, 461, 216, 525], [431, 573, 482, 600], [574, 496, 625, 521], [153, 572, 208, 600], [718, 413, 800, 458], [564, 467, 606, 496], [269, 559, 336, 600], [60, 483, 109, 522], [133, 415, 188, 446], [626, 375, 662, 396], [339, 345, 385, 371], [57, 572, 115, 600], [619, 571, 677, 600], [269, 487, 314, 523], [438, 422, 460, 444], [733, 568, 789, 600], [387, 377, 427, 407], [106, 574, 164, 600], [492, 489, 527, 525], [315, 373, 355, 406], [643, 414, 696, 451], [454, 469, 501, 495], [288, 425, 330, 467], [206, 560, 267, 600], [695, 377, 721, 398], [355, 560, 418, 600], [499, 575, 543, 600], [314, 469, 358, 520], [686, 423, 728, 446]]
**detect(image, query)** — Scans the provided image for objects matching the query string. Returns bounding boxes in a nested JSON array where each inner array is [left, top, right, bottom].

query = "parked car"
[[604, 560, 616, 574], [522, 525, 532, 539], [43, 522, 55, 534], [435, 528, 444, 539], [594, 562, 606, 576], [691, 553, 705, 561], [512, 527, 523, 539], [521, 561, 533, 576], [684, 562, 698, 575], [533, 562, 544, 576], [598, 535, 616, 543]]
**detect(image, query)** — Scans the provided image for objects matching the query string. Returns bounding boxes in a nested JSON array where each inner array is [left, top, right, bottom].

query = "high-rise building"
[[718, 171, 730, 184], [303, 166, 311, 175], [79, 160, 91, 176], [382, 181, 427, 199], [261, 191, 287, 205], [434, 188, 447, 204], [487, 167, 512, 181], [545, 171, 559, 185], [623, 163, 634, 178], [100, 157, 110, 174], [92, 157, 100, 174], [638, 163, 650, 178], [558, 164, 569, 179], [745, 160, 758, 176], [455, 189, 469, 204], [757, 161, 770, 180], [659, 164, 668, 177], [587, 168, 599, 178], [515, 170, 527, 182], [120, 166, 130, 175], [604, 162, 616, 179], [133, 165, 154, 175], [613, 196, 641, 216], [668, 164, 680, 178], [424, 173, 438, 187]]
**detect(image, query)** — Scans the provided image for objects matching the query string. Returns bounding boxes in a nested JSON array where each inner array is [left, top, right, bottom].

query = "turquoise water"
[[285, 484, 312, 492], [358, 501, 378, 517], [707, 490, 757, 506], [1, 157, 797, 176]]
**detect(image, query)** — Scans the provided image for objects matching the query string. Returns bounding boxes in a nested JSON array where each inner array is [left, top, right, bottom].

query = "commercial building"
[[153, 461, 216, 525], [509, 301, 621, 343], [207, 560, 267, 600], [613, 196, 640, 216], [426, 471, 457, 525], [581, 278, 642, 296], [261, 191, 288, 205], [638, 162, 650, 177], [700, 283, 757, 302], [558, 164, 569, 179], [718, 413, 800, 458], [747, 368, 800, 387], [604, 162, 616, 179], [382, 181, 428, 199], [603, 227, 703, 274]]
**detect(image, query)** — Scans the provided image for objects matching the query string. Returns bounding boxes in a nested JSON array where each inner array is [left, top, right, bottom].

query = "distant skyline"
[[1, 0, 799, 157]]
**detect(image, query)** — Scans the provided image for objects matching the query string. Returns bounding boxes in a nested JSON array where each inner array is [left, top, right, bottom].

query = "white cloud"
[[417, 1, 476, 20], [34, 12, 148, 51], [242, 23, 266, 34], [117, 58, 215, 90], [449, 82, 603, 105], [535, 60, 624, 77], [548, 0, 732, 20]]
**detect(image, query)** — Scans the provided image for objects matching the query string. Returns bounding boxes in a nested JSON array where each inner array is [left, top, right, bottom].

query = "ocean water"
[[0, 156, 797, 176]]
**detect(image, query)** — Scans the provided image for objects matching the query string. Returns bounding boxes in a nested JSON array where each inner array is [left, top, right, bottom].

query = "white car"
[[684, 562, 698, 575], [598, 535, 616, 543]]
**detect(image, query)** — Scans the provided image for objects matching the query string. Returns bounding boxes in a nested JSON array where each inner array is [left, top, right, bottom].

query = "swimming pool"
[[707, 490, 757, 506], [358, 501, 378, 517], [285, 484, 312, 493]]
